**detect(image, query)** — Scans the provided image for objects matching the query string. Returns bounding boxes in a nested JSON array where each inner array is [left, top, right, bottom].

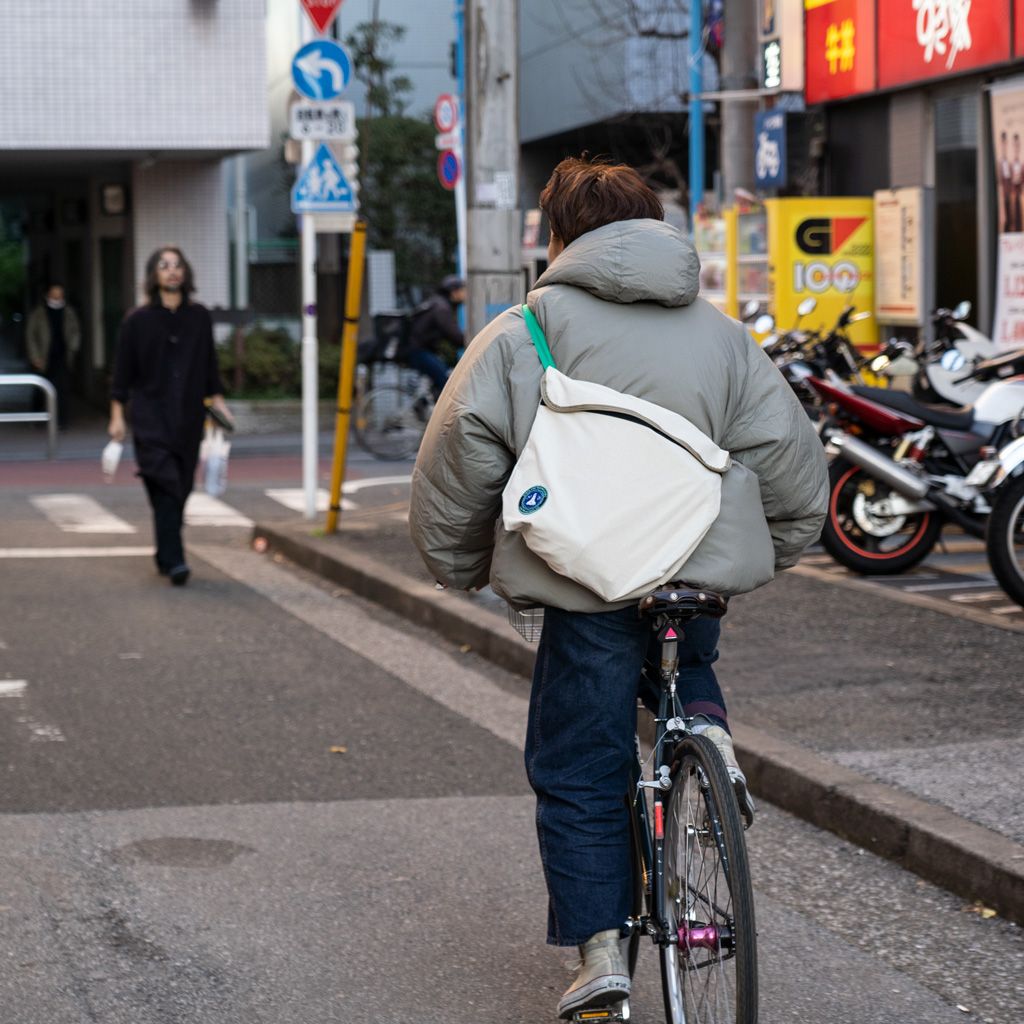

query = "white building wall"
[[0, 0, 267, 151], [132, 162, 230, 309]]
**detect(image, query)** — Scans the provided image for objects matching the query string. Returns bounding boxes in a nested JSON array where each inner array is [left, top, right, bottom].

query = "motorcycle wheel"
[[820, 458, 943, 574], [986, 473, 1024, 608]]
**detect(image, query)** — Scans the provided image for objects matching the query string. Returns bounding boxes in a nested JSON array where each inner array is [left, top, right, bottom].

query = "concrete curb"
[[254, 522, 1024, 926]]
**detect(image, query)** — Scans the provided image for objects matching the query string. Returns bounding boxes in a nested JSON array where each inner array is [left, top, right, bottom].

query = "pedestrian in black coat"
[[109, 247, 233, 585]]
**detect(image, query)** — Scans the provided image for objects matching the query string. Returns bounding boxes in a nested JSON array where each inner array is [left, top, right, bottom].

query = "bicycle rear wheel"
[[660, 734, 757, 1024], [354, 386, 426, 461]]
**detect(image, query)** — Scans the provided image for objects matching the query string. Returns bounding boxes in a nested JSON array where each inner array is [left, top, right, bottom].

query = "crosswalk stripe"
[[184, 492, 254, 527], [264, 488, 354, 513], [0, 547, 154, 558], [30, 494, 135, 534]]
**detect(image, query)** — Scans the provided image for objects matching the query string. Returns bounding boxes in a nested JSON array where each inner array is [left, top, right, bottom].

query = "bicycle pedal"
[[572, 1000, 630, 1023]]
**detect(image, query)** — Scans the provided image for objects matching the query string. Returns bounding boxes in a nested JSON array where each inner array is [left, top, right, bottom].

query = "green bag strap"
[[522, 304, 556, 371]]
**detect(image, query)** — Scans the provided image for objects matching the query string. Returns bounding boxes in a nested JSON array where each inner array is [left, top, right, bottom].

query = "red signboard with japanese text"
[[1017, 0, 1024, 56], [877, 0, 1011, 89], [804, 0, 876, 105]]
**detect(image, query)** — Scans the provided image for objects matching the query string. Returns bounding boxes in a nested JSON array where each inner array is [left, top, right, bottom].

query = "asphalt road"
[[1, 478, 1022, 1023]]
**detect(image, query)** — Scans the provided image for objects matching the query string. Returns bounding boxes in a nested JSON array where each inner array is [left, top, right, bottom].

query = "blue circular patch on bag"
[[519, 485, 548, 515]]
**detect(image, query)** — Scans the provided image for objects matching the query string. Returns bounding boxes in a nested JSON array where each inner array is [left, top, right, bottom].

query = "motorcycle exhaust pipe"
[[827, 432, 932, 500], [827, 430, 988, 539]]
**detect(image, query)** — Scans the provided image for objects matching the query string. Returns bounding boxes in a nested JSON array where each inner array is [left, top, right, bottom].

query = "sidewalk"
[[253, 509, 1024, 927], [0, 415, 353, 464]]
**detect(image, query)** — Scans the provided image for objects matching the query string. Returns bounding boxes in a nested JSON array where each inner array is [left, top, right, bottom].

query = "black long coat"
[[111, 301, 224, 498]]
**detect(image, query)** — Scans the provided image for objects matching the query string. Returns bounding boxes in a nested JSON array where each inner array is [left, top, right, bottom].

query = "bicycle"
[[510, 586, 757, 1023], [354, 361, 435, 461]]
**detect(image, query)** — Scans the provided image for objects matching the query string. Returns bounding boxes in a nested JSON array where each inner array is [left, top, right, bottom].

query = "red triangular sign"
[[301, 0, 343, 35], [831, 218, 866, 253]]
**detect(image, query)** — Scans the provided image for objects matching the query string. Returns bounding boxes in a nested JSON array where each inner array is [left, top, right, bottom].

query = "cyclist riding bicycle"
[[410, 157, 828, 1019], [406, 274, 466, 399]]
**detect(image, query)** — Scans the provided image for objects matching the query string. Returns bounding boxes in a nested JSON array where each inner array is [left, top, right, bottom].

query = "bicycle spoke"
[[660, 735, 756, 1023]]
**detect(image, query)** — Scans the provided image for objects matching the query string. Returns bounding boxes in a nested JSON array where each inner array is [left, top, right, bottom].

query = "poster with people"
[[991, 78, 1024, 351]]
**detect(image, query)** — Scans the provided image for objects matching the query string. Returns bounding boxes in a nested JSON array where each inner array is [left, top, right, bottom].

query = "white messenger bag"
[[501, 305, 733, 604]]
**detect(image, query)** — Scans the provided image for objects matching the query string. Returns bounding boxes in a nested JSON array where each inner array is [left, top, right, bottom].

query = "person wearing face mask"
[[26, 283, 81, 429], [108, 247, 233, 586]]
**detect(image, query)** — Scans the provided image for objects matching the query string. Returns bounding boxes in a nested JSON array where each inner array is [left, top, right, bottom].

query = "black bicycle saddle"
[[638, 586, 728, 621]]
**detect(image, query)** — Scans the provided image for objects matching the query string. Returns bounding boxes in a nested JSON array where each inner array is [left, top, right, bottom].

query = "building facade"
[[0, 0, 268, 403], [803, 0, 1024, 341]]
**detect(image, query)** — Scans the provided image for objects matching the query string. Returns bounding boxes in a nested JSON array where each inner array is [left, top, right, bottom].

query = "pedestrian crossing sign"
[[291, 143, 357, 214]]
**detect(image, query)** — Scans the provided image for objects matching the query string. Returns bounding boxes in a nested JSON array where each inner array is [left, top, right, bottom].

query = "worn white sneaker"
[[557, 929, 631, 1019], [689, 715, 756, 828]]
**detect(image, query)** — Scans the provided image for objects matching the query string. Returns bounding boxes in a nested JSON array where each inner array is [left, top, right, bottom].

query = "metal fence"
[[0, 374, 58, 458]]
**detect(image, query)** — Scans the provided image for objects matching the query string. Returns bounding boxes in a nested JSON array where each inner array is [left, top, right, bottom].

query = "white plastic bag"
[[202, 425, 231, 497], [100, 440, 123, 483]]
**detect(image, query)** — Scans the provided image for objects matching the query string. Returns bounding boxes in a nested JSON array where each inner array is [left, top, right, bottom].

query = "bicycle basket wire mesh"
[[508, 605, 544, 642]]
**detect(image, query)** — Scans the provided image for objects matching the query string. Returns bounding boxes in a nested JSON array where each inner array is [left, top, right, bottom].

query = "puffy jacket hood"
[[534, 218, 700, 309]]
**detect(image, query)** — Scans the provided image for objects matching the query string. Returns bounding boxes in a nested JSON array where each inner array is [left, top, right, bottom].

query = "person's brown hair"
[[143, 246, 196, 305], [539, 156, 664, 247]]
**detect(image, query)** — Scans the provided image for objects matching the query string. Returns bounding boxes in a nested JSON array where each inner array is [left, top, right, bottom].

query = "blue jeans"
[[405, 349, 449, 399], [524, 605, 726, 946]]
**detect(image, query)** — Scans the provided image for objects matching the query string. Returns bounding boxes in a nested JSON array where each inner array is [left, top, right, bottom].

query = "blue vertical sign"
[[754, 111, 787, 190]]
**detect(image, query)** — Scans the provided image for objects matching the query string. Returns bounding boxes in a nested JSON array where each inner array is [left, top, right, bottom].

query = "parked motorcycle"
[[983, 436, 1024, 608], [761, 300, 877, 410], [809, 347, 1024, 574], [872, 302, 999, 407]]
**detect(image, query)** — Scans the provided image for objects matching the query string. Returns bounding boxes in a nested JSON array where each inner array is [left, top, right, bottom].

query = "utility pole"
[[688, 0, 704, 221], [299, 9, 318, 521], [720, 0, 759, 199], [463, 0, 521, 337]]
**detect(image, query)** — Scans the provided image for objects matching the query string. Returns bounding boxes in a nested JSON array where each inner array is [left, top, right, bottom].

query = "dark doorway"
[[100, 237, 126, 371], [0, 198, 28, 370], [934, 94, 979, 316]]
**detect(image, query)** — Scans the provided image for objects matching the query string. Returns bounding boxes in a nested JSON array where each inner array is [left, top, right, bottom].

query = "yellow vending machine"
[[765, 197, 877, 349]]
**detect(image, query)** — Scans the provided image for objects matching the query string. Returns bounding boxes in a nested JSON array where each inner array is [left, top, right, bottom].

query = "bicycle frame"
[[626, 617, 736, 954]]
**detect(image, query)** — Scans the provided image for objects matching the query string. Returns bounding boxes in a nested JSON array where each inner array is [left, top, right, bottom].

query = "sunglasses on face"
[[157, 260, 184, 271]]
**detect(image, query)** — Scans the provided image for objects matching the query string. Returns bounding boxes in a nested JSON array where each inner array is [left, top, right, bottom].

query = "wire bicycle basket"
[[507, 605, 544, 643]]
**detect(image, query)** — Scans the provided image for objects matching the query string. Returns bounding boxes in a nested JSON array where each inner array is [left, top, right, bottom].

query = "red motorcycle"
[[807, 350, 1024, 574]]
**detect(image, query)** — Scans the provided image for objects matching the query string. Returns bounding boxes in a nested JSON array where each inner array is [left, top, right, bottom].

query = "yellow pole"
[[325, 220, 368, 534]]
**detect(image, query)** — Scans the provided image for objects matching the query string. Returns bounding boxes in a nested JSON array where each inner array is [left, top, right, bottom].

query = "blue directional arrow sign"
[[291, 39, 353, 102], [291, 143, 357, 213]]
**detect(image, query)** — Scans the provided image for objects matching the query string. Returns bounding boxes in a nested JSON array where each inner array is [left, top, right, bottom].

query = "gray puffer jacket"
[[410, 218, 828, 612]]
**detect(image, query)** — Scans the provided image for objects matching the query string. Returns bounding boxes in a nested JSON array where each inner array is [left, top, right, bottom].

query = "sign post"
[[435, 92, 467, 292], [291, 3, 358, 521]]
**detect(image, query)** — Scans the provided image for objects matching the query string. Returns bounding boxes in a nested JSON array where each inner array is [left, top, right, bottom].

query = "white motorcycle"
[[812, 347, 1024, 576], [871, 302, 998, 407]]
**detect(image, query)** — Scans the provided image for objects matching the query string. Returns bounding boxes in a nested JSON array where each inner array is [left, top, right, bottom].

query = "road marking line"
[[0, 547, 154, 558], [0, 680, 66, 742], [184, 493, 254, 527], [342, 474, 412, 493], [902, 579, 996, 592], [991, 605, 1024, 615], [192, 544, 528, 751], [264, 488, 354, 513], [950, 592, 1004, 603], [30, 493, 135, 534]]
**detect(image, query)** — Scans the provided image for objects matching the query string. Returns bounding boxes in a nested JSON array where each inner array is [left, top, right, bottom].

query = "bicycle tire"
[[659, 733, 757, 1024], [354, 385, 426, 461]]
